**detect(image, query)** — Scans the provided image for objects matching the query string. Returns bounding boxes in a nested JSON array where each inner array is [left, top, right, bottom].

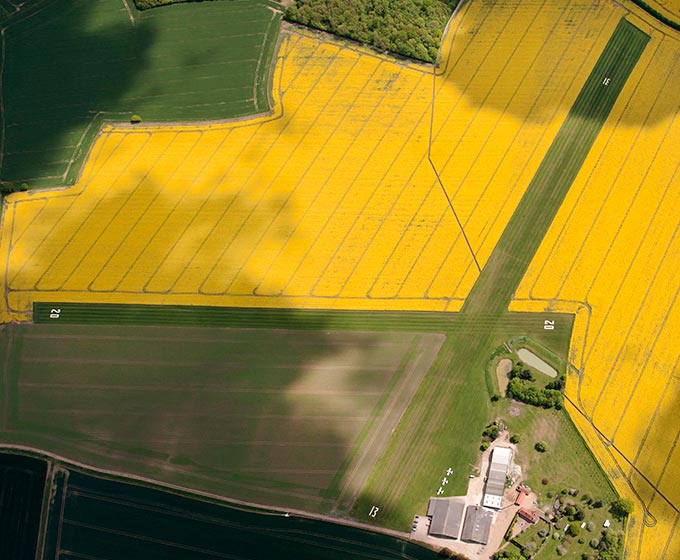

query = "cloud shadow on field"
[[433, 0, 676, 130], [1, 1, 155, 184], [0, 171, 431, 519]]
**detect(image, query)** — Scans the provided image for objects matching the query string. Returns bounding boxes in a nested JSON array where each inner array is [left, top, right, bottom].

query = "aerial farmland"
[[1, 0, 679, 559]]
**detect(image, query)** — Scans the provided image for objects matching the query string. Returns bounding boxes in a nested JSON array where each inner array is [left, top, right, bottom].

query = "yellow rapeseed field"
[[512, 21, 680, 559], [0, 0, 617, 322]]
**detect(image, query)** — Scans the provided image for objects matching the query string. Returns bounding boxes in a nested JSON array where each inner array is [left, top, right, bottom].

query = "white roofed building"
[[482, 446, 512, 509]]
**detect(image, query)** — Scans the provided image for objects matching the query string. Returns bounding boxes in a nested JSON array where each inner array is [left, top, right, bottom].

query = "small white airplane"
[[437, 487, 444, 495], [446, 468, 453, 476], [442, 477, 448, 485]]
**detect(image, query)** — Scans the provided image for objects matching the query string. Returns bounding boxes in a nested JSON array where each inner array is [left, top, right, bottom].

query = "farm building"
[[426, 497, 465, 539], [518, 508, 539, 524], [483, 446, 512, 509], [461, 505, 493, 545], [515, 486, 530, 506]]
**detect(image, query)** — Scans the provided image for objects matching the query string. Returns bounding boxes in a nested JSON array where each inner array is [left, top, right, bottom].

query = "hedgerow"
[[133, 0, 219, 10]]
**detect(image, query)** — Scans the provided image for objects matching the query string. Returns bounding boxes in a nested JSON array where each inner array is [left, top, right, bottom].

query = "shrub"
[[586, 522, 595, 532], [590, 538, 600, 549], [490, 393, 501, 402], [534, 441, 547, 453], [506, 378, 564, 409], [592, 499, 603, 509], [546, 375, 566, 390], [568, 523, 581, 536], [480, 441, 490, 451], [510, 434, 520, 444], [610, 497, 634, 518], [542, 477, 549, 485], [130, 114, 142, 124], [556, 545, 567, 556]]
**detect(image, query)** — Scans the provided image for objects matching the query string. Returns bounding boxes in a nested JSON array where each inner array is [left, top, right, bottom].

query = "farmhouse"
[[483, 446, 512, 509], [461, 505, 493, 545], [426, 497, 465, 539], [518, 508, 539, 524]]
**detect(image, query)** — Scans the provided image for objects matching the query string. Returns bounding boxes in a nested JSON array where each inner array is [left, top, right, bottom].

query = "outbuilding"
[[427, 497, 465, 539], [483, 446, 512, 509], [461, 505, 493, 545]]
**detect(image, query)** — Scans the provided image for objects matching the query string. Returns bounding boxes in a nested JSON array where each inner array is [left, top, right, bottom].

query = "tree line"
[[285, 0, 460, 63]]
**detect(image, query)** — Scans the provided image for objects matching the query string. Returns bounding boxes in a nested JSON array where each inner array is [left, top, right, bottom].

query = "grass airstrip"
[[1, 0, 679, 559], [0, 0, 629, 321]]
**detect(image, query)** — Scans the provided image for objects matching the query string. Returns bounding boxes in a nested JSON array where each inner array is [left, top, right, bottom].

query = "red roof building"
[[518, 508, 539, 524], [515, 486, 530, 506]]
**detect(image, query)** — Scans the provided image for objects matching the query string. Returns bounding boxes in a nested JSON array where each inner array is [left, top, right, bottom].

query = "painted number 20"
[[544, 320, 554, 330], [50, 308, 61, 319]]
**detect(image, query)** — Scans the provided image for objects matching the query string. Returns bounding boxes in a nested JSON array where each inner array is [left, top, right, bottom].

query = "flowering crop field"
[[0, 0, 620, 322], [1, 0, 679, 557], [511, 13, 680, 558]]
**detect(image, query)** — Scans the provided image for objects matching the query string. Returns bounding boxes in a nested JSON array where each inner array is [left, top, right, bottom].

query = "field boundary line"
[[549, 37, 668, 308], [120, 0, 135, 26], [0, 444, 412, 540], [227, 54, 370, 298], [196, 39, 339, 294], [445, 0, 599, 299], [564, 395, 679, 521], [0, 28, 5, 174], [253, 9, 278, 112], [29, 133, 152, 293], [254, 67, 425, 298], [427, 65, 480, 274]]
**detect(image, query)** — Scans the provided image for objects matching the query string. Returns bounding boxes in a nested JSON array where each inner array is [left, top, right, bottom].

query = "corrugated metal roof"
[[427, 498, 465, 539], [461, 506, 492, 544]]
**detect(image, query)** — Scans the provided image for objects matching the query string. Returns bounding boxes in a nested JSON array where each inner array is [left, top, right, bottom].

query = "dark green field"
[[0, 320, 443, 514], [41, 466, 440, 560], [0, 0, 281, 187], [0, 452, 46, 560], [0, 10, 652, 560]]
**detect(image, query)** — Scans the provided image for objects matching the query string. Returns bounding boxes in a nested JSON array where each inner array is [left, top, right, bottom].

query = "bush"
[[482, 425, 501, 441], [510, 434, 520, 444], [610, 497, 634, 519], [590, 538, 600, 549], [0, 181, 29, 195], [130, 114, 143, 124], [490, 393, 501, 402], [542, 478, 549, 485], [591, 499, 603, 509], [568, 523, 581, 537], [556, 545, 567, 556], [534, 441, 547, 453], [506, 378, 564, 409], [480, 441, 490, 451]]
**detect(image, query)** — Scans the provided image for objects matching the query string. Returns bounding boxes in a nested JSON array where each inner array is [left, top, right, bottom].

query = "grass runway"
[[1, 0, 678, 558]]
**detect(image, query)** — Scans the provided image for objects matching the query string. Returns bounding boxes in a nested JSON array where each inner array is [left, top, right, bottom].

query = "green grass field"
[[0, 321, 443, 513], [353, 18, 649, 530], [0, 0, 281, 187]]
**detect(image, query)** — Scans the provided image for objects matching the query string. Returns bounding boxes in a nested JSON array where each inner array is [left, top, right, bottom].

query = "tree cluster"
[[285, 0, 459, 63], [133, 0, 216, 10], [506, 378, 564, 409], [0, 181, 28, 196], [582, 530, 624, 560]]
